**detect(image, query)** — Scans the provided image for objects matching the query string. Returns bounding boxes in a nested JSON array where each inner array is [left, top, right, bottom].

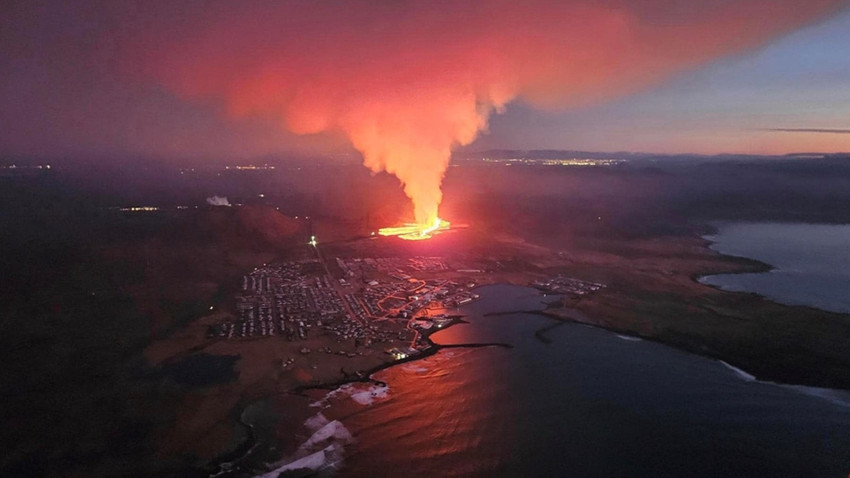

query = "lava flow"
[[379, 218, 451, 241]]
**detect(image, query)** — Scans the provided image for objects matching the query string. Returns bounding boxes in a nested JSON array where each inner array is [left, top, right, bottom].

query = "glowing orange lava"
[[379, 218, 450, 241]]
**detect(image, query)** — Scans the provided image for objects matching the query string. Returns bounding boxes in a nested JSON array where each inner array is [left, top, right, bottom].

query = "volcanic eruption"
[[378, 218, 452, 241], [127, 0, 843, 237]]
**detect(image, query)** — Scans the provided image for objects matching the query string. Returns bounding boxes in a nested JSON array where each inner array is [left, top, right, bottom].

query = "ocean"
[[700, 222, 850, 314], [283, 284, 850, 477]]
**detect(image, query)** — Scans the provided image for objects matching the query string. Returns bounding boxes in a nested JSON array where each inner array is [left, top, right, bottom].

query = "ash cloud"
[[124, 0, 844, 224]]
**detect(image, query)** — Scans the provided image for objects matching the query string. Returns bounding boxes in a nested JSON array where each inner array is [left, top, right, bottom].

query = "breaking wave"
[[310, 383, 391, 409], [615, 334, 643, 342], [254, 417, 353, 477], [719, 360, 756, 382], [720, 360, 850, 407]]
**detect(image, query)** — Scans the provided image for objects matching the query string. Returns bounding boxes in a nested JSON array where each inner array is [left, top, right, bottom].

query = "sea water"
[[701, 222, 850, 314], [313, 285, 850, 477]]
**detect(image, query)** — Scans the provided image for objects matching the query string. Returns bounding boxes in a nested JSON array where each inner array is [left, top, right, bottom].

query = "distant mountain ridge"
[[454, 149, 850, 162]]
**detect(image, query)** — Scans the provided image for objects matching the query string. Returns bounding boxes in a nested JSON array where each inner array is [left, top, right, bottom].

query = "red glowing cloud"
[[127, 0, 843, 223]]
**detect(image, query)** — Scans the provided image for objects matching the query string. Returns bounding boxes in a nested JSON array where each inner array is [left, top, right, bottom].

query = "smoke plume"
[[206, 195, 232, 207], [130, 0, 843, 224]]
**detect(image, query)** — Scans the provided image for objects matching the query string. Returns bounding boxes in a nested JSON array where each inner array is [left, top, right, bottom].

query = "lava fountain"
[[379, 218, 451, 241]]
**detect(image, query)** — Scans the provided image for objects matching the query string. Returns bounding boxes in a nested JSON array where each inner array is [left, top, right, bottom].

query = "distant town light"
[[119, 206, 159, 212]]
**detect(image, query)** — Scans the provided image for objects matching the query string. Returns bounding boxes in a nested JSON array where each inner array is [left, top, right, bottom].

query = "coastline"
[[263, 283, 850, 478], [205, 308, 514, 477], [207, 266, 850, 476], [197, 229, 850, 476], [484, 285, 850, 409], [692, 227, 775, 296], [697, 225, 850, 315], [692, 231, 775, 280], [542, 236, 850, 390], [290, 316, 511, 396]]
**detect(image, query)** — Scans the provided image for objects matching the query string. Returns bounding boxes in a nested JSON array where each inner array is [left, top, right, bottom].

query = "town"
[[208, 256, 480, 359], [531, 275, 605, 296]]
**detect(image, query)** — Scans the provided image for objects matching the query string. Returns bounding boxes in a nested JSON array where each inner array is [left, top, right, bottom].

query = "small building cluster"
[[532, 276, 605, 296], [210, 262, 343, 341], [209, 255, 484, 353]]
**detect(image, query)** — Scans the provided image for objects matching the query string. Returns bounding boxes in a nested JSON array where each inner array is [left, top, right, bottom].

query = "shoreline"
[[689, 232, 775, 283], [204, 311, 512, 477], [485, 290, 850, 396], [204, 229, 850, 475], [551, 273, 850, 391], [691, 231, 775, 294], [206, 266, 850, 476], [256, 282, 850, 478], [695, 224, 850, 314], [560, 230, 850, 390]]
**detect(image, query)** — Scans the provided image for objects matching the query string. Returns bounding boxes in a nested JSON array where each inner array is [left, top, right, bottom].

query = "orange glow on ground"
[[379, 218, 451, 241]]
